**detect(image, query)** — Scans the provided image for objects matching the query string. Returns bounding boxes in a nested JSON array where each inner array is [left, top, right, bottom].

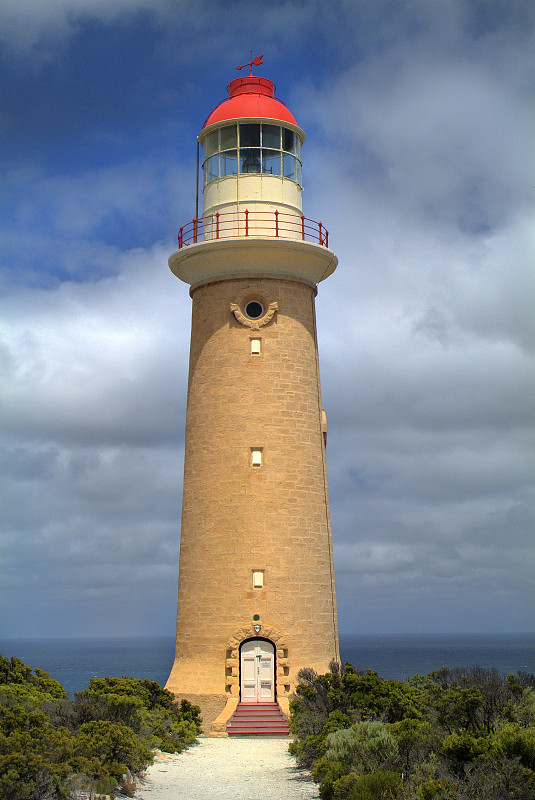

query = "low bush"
[[289, 662, 535, 800], [0, 653, 202, 799]]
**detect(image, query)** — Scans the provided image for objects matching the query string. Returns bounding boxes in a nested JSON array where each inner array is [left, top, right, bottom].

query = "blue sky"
[[1, 0, 534, 639]]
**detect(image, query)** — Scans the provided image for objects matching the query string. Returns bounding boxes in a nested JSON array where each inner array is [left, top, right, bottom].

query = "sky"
[[1, 0, 534, 640]]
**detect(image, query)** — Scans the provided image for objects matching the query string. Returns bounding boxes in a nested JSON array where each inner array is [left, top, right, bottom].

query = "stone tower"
[[165, 65, 339, 734]]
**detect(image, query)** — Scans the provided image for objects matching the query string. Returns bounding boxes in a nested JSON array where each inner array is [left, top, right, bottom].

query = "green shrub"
[[333, 770, 402, 799], [416, 777, 458, 799], [73, 719, 152, 781], [312, 756, 347, 800], [390, 717, 434, 772], [325, 721, 399, 774], [0, 704, 73, 800], [0, 654, 201, 799], [289, 661, 535, 800], [74, 675, 202, 751], [493, 725, 535, 770], [289, 732, 327, 767], [0, 655, 67, 702], [442, 729, 489, 765]]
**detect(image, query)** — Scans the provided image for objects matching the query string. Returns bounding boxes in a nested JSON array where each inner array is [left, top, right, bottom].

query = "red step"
[[226, 702, 290, 735]]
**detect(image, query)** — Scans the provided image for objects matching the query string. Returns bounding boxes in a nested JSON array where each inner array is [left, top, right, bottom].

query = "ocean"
[[1, 633, 533, 698]]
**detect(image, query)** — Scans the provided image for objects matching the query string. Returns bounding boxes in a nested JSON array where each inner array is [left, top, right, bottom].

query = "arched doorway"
[[240, 639, 275, 703]]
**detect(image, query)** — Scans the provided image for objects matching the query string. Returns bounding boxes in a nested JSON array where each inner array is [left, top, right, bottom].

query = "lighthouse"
[[165, 59, 339, 734]]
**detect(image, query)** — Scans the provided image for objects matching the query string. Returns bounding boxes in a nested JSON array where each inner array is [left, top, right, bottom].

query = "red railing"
[[177, 210, 329, 249]]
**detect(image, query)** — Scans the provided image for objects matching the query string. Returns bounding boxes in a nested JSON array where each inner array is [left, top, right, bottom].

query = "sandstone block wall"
[[165, 272, 339, 725]]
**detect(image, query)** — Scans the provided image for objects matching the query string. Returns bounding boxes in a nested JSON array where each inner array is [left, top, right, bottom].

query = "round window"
[[244, 301, 264, 319]]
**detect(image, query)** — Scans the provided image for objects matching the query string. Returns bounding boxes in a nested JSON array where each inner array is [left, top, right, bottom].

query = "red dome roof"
[[203, 76, 298, 128]]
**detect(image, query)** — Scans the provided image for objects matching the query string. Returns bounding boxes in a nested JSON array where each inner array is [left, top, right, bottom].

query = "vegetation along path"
[[136, 736, 319, 800]]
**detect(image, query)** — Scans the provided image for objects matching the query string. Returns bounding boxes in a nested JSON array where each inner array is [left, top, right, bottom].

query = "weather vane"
[[237, 50, 263, 77]]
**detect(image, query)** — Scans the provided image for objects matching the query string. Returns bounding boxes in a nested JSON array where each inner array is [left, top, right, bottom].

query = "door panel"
[[259, 680, 273, 699], [243, 656, 256, 680], [240, 639, 275, 703], [259, 657, 272, 679]]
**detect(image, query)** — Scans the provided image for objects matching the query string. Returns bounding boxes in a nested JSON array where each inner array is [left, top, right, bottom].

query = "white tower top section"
[[200, 75, 305, 225], [169, 70, 337, 286]]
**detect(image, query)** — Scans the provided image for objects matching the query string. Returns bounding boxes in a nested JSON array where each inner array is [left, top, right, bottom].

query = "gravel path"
[[134, 737, 319, 799]]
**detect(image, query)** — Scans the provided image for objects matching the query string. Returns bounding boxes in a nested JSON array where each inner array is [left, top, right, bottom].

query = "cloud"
[[1, 157, 193, 288], [0, 0, 172, 58], [2, 245, 191, 445], [297, 0, 535, 241], [1, 0, 533, 637], [298, 4, 535, 633], [0, 0, 317, 69], [1, 243, 192, 636]]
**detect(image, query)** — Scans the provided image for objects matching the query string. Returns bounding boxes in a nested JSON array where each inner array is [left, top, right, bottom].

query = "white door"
[[240, 639, 275, 703]]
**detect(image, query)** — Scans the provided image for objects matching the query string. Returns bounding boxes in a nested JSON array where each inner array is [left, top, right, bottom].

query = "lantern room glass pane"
[[204, 130, 219, 158], [282, 128, 295, 153], [240, 149, 261, 173], [204, 154, 219, 183], [283, 153, 296, 180], [262, 124, 280, 149], [240, 123, 260, 147], [220, 124, 237, 151], [221, 150, 238, 176], [262, 149, 281, 175], [295, 160, 302, 186]]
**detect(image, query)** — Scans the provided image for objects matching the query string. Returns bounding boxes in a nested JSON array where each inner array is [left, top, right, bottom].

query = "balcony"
[[178, 209, 329, 249]]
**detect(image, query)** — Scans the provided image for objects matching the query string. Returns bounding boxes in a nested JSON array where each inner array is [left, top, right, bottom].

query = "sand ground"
[[134, 737, 319, 799]]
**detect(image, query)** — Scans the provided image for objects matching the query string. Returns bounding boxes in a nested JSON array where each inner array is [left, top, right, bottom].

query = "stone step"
[[229, 720, 287, 727], [227, 727, 290, 735], [231, 709, 285, 718], [229, 719, 287, 726], [229, 703, 284, 714], [226, 702, 290, 736]]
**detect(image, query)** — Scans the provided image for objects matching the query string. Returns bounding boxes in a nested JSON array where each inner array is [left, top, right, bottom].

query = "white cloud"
[[2, 245, 191, 445]]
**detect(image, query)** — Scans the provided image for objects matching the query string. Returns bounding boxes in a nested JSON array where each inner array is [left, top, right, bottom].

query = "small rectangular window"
[[252, 570, 264, 588], [250, 338, 261, 354], [251, 449, 263, 467]]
